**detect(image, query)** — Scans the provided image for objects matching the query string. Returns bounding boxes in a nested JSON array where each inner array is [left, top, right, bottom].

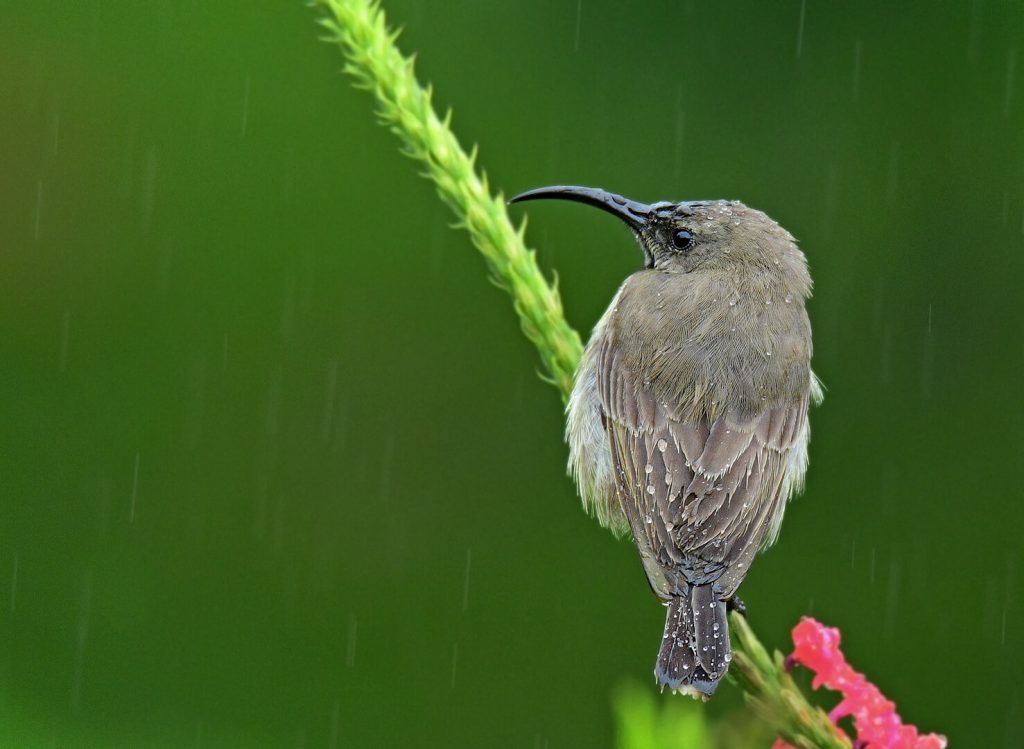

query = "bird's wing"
[[596, 333, 808, 597]]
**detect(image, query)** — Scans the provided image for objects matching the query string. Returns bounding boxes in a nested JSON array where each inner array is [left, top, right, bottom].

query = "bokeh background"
[[3, 1, 1023, 746]]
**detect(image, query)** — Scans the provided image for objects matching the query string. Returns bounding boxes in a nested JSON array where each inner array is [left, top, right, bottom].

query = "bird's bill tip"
[[508, 185, 592, 205]]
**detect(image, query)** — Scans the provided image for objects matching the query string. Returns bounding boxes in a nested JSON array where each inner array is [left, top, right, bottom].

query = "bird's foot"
[[726, 594, 747, 617]]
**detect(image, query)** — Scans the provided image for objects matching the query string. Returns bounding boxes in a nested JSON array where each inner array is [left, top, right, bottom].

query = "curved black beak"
[[508, 185, 653, 232]]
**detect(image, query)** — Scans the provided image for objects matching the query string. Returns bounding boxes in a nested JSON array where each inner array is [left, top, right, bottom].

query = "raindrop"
[[9, 552, 18, 613], [795, 0, 807, 58], [59, 311, 71, 371], [967, 0, 983, 62], [241, 76, 251, 137], [379, 434, 394, 503], [52, 109, 61, 156], [852, 39, 863, 100], [119, 121, 138, 197], [1005, 48, 1017, 117], [883, 554, 902, 639], [672, 92, 686, 182], [143, 147, 158, 226], [33, 179, 43, 241], [574, 0, 582, 51], [345, 614, 357, 668], [129, 451, 140, 523], [70, 571, 92, 714], [984, 576, 999, 638], [321, 359, 339, 443], [885, 141, 900, 206], [462, 547, 472, 611], [328, 699, 340, 749]]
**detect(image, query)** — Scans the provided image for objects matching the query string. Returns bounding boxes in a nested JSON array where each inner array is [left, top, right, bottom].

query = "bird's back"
[[569, 265, 815, 598]]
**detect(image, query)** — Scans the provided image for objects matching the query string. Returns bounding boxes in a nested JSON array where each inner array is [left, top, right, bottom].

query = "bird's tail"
[[654, 584, 730, 700]]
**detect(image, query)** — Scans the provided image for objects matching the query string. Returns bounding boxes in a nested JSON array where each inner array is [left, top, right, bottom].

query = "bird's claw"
[[726, 594, 747, 617]]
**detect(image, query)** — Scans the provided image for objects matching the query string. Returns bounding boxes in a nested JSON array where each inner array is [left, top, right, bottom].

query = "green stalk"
[[313, 2, 849, 746], [314, 0, 581, 398], [729, 613, 851, 749]]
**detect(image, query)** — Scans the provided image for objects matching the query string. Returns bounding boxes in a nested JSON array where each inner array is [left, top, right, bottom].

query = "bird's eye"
[[671, 229, 694, 251]]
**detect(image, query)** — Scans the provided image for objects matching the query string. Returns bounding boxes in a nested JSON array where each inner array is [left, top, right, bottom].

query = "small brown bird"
[[511, 186, 821, 699]]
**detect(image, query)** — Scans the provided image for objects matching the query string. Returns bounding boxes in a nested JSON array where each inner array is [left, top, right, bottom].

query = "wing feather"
[[597, 334, 810, 598]]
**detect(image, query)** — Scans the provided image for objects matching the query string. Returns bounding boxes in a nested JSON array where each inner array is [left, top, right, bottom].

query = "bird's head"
[[509, 185, 806, 283]]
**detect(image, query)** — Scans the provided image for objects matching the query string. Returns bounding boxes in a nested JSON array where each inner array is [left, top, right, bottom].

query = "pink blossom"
[[774, 617, 947, 749]]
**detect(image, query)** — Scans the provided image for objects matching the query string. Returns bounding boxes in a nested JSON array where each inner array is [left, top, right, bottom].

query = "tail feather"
[[654, 585, 730, 699]]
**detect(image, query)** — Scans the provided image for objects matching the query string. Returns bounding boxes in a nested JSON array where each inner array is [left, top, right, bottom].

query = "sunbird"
[[511, 186, 821, 699]]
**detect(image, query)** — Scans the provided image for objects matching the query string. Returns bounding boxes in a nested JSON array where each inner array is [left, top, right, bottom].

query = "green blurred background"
[[2, 1, 1023, 746]]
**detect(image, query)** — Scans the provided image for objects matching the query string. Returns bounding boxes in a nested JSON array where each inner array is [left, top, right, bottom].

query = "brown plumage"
[[511, 186, 821, 699]]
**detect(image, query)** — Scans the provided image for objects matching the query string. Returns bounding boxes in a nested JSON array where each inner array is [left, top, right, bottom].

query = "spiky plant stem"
[[314, 0, 581, 397], [729, 613, 851, 749]]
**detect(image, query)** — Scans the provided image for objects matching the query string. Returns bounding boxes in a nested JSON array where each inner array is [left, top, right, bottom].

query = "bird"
[[510, 185, 821, 699]]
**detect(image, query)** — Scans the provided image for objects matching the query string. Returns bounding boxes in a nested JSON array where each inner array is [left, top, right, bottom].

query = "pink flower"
[[776, 617, 947, 749]]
